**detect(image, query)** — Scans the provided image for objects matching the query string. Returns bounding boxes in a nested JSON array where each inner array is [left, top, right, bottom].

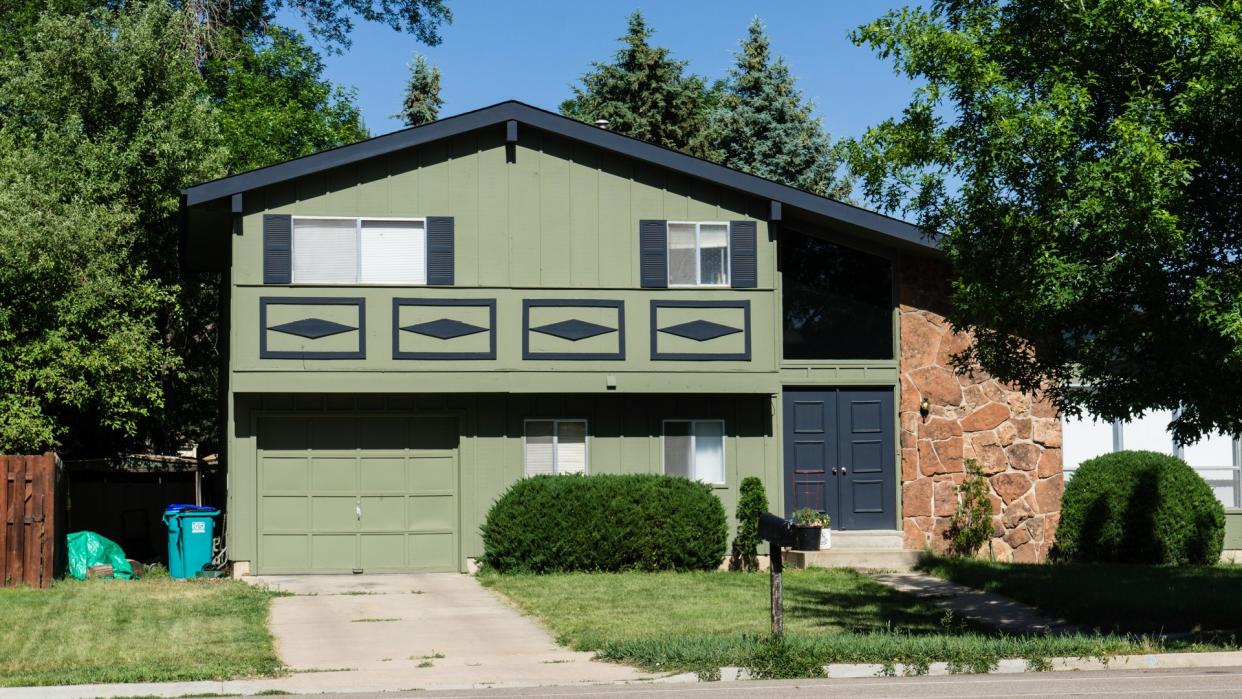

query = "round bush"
[[480, 473, 728, 573], [1053, 450, 1225, 564]]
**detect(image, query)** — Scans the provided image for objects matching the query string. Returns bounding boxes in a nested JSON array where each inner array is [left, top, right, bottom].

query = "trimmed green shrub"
[[480, 474, 728, 573], [729, 476, 768, 572], [1053, 450, 1225, 564], [946, 459, 993, 558]]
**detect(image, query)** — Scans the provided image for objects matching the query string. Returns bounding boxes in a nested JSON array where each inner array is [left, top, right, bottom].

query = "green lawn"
[[0, 577, 284, 687], [480, 568, 1188, 675], [919, 556, 1242, 634]]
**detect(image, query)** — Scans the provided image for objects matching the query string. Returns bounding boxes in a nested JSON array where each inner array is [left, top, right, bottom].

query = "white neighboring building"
[[1061, 409, 1242, 556]]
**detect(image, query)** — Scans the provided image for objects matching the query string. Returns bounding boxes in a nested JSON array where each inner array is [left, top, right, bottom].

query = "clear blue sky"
[[277, 1, 918, 140]]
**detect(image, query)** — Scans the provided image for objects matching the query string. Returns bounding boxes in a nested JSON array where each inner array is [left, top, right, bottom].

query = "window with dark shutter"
[[263, 214, 292, 284], [639, 219, 668, 288]]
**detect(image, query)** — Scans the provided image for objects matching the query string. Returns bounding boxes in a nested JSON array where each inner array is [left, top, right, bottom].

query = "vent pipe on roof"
[[594, 118, 610, 129]]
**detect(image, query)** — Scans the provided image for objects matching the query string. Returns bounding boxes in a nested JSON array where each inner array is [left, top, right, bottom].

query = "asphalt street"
[[282, 666, 1242, 698]]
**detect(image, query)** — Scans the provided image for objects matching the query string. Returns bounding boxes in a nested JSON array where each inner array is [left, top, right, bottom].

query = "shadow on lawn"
[[919, 555, 1242, 634], [784, 574, 972, 635]]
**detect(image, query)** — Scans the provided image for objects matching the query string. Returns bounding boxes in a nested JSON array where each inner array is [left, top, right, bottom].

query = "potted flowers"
[[791, 508, 829, 551]]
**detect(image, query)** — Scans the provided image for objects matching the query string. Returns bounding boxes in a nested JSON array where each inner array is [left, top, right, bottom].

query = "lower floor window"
[[663, 420, 725, 484], [524, 420, 587, 476]]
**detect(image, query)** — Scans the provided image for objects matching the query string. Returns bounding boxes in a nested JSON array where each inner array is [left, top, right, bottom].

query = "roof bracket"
[[505, 120, 518, 163]]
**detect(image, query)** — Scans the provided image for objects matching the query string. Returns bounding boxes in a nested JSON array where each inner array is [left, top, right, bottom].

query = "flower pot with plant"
[[790, 507, 828, 551]]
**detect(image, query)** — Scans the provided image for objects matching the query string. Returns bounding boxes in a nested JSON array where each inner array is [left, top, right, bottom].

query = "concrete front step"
[[783, 548, 922, 572], [826, 530, 904, 550]]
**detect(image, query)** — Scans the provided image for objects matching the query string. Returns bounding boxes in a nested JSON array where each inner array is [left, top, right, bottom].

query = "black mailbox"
[[758, 512, 795, 547]]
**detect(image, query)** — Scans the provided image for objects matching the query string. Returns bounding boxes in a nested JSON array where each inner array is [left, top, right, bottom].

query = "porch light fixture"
[[919, 397, 930, 417]]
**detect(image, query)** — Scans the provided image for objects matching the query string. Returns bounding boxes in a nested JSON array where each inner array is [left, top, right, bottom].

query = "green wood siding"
[[229, 393, 779, 571]]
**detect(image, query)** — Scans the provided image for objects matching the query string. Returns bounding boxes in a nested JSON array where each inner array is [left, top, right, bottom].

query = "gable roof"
[[181, 100, 936, 252]]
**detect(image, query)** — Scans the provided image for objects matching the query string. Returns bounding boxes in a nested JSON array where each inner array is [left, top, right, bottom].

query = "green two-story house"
[[181, 101, 1064, 575]]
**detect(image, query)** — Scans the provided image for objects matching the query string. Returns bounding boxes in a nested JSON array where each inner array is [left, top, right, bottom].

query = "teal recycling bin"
[[163, 505, 220, 579]]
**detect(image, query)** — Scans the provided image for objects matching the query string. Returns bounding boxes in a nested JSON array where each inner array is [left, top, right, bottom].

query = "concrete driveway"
[[247, 574, 652, 693]]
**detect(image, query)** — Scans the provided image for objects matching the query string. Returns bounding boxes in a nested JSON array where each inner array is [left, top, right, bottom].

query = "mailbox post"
[[758, 512, 795, 638]]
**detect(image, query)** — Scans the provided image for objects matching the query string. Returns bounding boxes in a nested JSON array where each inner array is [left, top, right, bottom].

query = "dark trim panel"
[[392, 298, 497, 360], [182, 101, 934, 252], [259, 297, 366, 360], [651, 299, 751, 361], [522, 299, 626, 361]]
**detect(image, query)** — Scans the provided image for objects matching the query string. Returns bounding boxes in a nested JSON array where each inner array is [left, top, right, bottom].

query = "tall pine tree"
[[712, 19, 850, 199], [561, 11, 717, 159], [397, 54, 443, 127]]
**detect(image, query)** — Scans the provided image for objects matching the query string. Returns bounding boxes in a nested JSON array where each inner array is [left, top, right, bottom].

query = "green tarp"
[[66, 531, 134, 580]]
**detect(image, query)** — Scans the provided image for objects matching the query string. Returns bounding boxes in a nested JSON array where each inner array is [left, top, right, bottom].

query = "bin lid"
[[164, 504, 219, 515]]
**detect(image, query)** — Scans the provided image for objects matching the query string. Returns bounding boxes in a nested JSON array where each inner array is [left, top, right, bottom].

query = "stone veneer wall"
[[897, 255, 1064, 562]]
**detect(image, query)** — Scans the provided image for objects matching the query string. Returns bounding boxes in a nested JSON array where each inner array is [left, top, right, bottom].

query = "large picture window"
[[524, 420, 588, 476], [663, 420, 725, 485], [668, 222, 729, 286], [292, 217, 427, 284], [780, 232, 893, 360]]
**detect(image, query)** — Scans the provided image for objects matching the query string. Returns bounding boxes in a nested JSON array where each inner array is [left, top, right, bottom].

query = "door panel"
[[257, 415, 460, 574], [783, 388, 896, 530]]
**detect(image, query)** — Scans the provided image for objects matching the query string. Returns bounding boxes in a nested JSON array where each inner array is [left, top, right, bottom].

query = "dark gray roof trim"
[[182, 101, 935, 251]]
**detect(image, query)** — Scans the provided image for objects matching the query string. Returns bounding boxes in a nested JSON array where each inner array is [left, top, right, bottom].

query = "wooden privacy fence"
[[1, 453, 62, 587]]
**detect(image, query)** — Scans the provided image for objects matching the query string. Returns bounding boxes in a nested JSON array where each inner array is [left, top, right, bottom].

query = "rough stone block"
[[910, 365, 963, 407], [903, 478, 933, 517], [1005, 443, 1041, 472], [991, 472, 1032, 504], [1035, 474, 1065, 512], [961, 403, 1010, 431]]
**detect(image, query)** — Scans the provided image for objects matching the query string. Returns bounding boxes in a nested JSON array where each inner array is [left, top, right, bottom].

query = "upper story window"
[[668, 222, 729, 286], [524, 419, 588, 476], [292, 217, 427, 285], [780, 231, 894, 360]]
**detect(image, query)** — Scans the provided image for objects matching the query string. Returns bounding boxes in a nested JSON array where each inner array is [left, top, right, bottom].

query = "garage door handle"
[[356, 502, 362, 521]]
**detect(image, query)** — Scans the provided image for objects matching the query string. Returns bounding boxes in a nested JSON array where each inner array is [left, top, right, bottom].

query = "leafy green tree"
[[177, 0, 450, 50], [396, 54, 443, 127], [712, 19, 850, 200], [562, 11, 718, 159], [851, 0, 1242, 442], [203, 26, 367, 174], [729, 476, 768, 572], [0, 3, 226, 454]]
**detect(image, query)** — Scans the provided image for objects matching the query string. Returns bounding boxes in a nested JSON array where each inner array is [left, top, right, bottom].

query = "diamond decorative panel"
[[268, 317, 357, 339], [401, 318, 488, 340], [658, 319, 742, 342], [530, 319, 616, 341]]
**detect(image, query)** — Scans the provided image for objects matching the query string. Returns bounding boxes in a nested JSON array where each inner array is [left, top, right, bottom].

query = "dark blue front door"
[[783, 388, 895, 530]]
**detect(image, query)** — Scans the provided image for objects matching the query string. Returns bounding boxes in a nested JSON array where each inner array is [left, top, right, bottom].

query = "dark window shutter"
[[639, 219, 668, 288], [730, 220, 757, 289], [263, 214, 292, 284], [427, 216, 455, 285]]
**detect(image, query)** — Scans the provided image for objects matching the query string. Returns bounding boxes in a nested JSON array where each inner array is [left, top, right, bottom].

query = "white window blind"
[[666, 222, 730, 286], [524, 420, 588, 476], [663, 420, 725, 484], [293, 218, 357, 284], [291, 217, 427, 284]]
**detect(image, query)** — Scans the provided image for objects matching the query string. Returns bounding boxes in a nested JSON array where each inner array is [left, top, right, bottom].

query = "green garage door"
[[256, 415, 459, 574]]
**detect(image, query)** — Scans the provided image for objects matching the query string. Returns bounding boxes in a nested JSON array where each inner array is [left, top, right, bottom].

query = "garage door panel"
[[262, 457, 308, 492], [261, 534, 309, 571], [311, 496, 358, 531], [360, 496, 405, 530], [410, 456, 456, 493], [408, 532, 456, 571], [263, 496, 309, 531], [360, 534, 405, 569], [360, 457, 406, 492], [311, 457, 357, 492], [311, 535, 356, 571], [409, 495, 456, 530], [258, 415, 459, 574]]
